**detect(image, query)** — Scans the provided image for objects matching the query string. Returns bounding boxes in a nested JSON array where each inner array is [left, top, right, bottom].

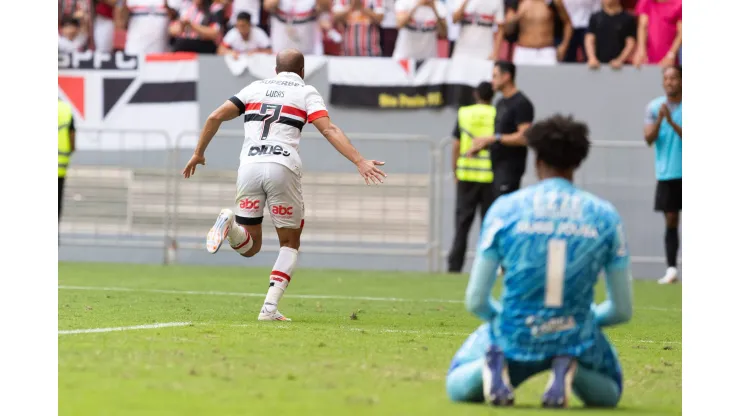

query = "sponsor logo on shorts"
[[272, 205, 293, 217], [248, 145, 291, 157], [239, 198, 260, 211]]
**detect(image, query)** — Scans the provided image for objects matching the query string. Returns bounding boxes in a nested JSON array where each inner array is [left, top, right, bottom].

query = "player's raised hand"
[[182, 154, 206, 179], [356, 159, 387, 185]]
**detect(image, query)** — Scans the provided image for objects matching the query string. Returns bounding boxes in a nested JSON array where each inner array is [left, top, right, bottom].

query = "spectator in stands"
[[59, 0, 95, 50], [451, 0, 505, 60], [170, 0, 222, 54], [585, 0, 636, 69], [218, 12, 272, 57], [265, 0, 331, 55], [94, 1, 118, 53], [561, 0, 601, 62], [230, 0, 262, 29], [393, 0, 448, 59], [116, 0, 177, 55], [379, 0, 399, 57], [210, 0, 230, 34], [59, 16, 90, 53], [634, 0, 681, 68], [644, 65, 682, 284], [333, 0, 384, 57], [504, 0, 572, 65]]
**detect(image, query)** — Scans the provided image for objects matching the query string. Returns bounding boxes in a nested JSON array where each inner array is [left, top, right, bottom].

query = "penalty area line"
[[58, 322, 191, 335]]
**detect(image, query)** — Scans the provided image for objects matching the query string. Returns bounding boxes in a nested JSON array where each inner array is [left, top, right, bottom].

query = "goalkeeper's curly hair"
[[525, 114, 591, 171]]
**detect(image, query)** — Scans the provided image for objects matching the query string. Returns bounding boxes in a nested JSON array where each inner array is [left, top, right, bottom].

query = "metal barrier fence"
[[61, 129, 674, 274]]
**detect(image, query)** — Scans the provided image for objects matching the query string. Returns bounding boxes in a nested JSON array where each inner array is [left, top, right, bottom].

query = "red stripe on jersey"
[[281, 106, 307, 120], [307, 110, 328, 123], [245, 102, 307, 120], [271, 270, 291, 282]]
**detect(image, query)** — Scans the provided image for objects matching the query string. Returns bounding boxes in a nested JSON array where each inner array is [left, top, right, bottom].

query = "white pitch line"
[[57, 285, 682, 313], [58, 322, 191, 335]]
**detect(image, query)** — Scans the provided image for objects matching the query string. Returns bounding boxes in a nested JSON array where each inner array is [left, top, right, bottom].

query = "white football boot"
[[206, 209, 235, 254], [658, 267, 679, 284], [258, 304, 292, 321]]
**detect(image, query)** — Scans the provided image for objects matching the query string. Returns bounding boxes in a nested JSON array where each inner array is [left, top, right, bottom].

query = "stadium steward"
[[58, 99, 77, 223], [446, 114, 633, 409], [448, 82, 496, 273]]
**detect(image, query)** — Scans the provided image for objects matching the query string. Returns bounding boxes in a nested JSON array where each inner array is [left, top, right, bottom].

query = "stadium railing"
[[59, 128, 175, 262], [60, 130, 675, 273]]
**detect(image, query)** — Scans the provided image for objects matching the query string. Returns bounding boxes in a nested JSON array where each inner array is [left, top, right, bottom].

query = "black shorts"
[[654, 178, 682, 212]]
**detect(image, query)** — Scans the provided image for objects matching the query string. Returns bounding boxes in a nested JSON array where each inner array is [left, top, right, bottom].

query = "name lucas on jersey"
[[248, 144, 291, 157], [266, 90, 284, 98]]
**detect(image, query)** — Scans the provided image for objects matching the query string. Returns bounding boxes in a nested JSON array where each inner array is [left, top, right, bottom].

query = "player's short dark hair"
[[237, 12, 252, 23], [494, 60, 517, 82], [60, 16, 80, 28], [525, 114, 591, 170], [664, 64, 681, 78], [475, 82, 494, 102]]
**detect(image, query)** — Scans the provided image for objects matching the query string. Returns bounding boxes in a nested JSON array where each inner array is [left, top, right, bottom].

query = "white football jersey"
[[229, 71, 329, 177]]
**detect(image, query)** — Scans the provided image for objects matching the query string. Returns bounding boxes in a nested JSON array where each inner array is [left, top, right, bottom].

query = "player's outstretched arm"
[[182, 100, 241, 178], [465, 254, 503, 322], [594, 267, 633, 328], [312, 116, 387, 185]]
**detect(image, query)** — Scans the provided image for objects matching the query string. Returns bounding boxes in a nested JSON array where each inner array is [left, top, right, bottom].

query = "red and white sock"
[[262, 247, 298, 312], [227, 224, 253, 255]]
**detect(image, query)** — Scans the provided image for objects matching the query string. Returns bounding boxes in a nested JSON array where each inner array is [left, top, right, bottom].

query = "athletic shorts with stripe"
[[234, 162, 305, 229]]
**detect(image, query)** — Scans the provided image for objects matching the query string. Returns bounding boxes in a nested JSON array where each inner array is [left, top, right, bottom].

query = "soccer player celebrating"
[[182, 49, 387, 322], [445, 114, 633, 408]]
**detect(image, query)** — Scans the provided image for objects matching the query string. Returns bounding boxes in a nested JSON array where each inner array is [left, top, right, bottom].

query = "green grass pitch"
[[58, 262, 681, 415]]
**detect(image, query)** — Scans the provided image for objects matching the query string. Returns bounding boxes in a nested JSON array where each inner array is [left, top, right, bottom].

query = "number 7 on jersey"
[[259, 103, 283, 140]]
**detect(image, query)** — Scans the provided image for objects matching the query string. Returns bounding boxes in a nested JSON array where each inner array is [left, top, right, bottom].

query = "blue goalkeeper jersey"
[[477, 177, 630, 361]]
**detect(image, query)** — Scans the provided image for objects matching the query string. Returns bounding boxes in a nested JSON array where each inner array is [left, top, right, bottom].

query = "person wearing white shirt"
[[393, 0, 448, 60], [218, 11, 273, 57], [561, 0, 601, 62], [230, 0, 262, 27], [115, 0, 176, 55], [451, 0, 505, 60], [58, 16, 89, 53], [264, 0, 331, 55]]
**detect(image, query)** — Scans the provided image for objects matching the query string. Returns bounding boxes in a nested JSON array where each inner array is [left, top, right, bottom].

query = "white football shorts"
[[234, 162, 304, 229]]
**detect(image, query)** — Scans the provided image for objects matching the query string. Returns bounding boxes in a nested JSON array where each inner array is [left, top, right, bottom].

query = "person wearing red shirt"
[[633, 0, 681, 68]]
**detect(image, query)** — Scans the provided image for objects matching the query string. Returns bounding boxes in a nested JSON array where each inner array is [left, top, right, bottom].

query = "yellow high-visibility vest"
[[456, 103, 495, 183], [58, 100, 73, 178]]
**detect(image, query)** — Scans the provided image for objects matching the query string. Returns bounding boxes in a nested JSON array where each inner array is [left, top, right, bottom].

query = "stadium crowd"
[[58, 0, 681, 67]]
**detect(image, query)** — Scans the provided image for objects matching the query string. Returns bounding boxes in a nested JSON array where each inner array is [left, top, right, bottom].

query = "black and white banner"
[[328, 57, 493, 109], [58, 51, 199, 150]]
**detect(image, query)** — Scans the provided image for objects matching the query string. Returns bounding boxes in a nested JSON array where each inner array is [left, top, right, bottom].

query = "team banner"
[[224, 53, 327, 79], [328, 57, 493, 109], [58, 51, 199, 150]]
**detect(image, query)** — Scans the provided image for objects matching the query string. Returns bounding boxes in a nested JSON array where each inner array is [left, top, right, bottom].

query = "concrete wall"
[[61, 56, 677, 279]]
